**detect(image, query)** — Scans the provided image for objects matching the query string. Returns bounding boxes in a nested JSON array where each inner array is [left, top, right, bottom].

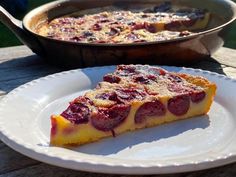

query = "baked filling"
[[50, 65, 216, 146], [37, 2, 210, 43]]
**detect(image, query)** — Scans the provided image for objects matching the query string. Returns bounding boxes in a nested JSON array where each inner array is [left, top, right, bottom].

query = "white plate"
[[1, 66, 236, 174]]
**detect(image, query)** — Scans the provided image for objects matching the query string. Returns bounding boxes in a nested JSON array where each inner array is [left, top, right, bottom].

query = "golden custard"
[[50, 65, 216, 146], [37, 2, 210, 44]]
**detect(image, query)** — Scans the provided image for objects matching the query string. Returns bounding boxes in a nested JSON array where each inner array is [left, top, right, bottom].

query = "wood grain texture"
[[213, 47, 236, 68], [0, 46, 236, 177], [0, 144, 39, 175], [0, 46, 32, 62]]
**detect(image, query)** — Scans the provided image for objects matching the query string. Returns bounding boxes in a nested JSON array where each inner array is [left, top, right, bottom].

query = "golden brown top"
[[36, 2, 210, 44]]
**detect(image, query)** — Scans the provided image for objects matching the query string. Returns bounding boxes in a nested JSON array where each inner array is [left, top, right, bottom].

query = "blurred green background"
[[0, 0, 236, 48], [0, 0, 54, 47]]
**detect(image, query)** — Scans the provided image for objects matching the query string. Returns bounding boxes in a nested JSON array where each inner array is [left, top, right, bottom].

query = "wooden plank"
[[0, 162, 185, 177], [0, 68, 63, 92], [0, 64, 62, 82], [0, 95, 5, 149], [0, 144, 39, 175], [0, 46, 236, 66], [0, 92, 6, 98], [0, 52, 47, 69], [0, 55, 43, 69], [213, 47, 236, 68], [0, 141, 5, 149], [0, 57, 63, 92], [0, 46, 32, 61], [0, 46, 236, 68], [1, 160, 236, 177], [184, 163, 236, 177], [222, 67, 236, 78], [0, 54, 228, 93], [1, 90, 38, 174]]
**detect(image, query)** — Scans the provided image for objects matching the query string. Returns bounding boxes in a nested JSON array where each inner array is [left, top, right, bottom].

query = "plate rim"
[[1, 65, 236, 174]]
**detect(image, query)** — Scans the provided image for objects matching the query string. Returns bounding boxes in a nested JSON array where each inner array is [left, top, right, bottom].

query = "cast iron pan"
[[0, 0, 236, 68]]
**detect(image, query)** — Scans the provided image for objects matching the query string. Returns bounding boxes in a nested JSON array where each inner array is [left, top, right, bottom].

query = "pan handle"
[[0, 6, 44, 55]]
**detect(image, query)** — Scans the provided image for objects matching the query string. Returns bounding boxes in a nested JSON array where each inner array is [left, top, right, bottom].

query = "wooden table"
[[1, 45, 236, 177]]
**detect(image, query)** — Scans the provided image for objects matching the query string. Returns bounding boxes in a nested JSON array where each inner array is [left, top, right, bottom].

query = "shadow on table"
[[191, 57, 227, 74]]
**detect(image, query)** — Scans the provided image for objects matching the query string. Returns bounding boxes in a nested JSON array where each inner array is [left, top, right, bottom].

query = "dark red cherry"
[[165, 21, 181, 30], [91, 104, 131, 131], [116, 65, 137, 76], [61, 96, 91, 124], [132, 23, 145, 30], [133, 75, 149, 84], [95, 92, 122, 104], [103, 74, 121, 83], [116, 88, 146, 101], [182, 19, 197, 27], [73, 96, 93, 105], [135, 100, 166, 123], [191, 91, 206, 103], [144, 23, 157, 33], [168, 95, 190, 116], [147, 74, 157, 81], [167, 84, 189, 93], [167, 74, 183, 83]]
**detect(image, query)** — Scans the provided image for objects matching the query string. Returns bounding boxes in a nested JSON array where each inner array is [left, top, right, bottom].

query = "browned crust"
[[178, 73, 217, 113], [178, 73, 217, 90]]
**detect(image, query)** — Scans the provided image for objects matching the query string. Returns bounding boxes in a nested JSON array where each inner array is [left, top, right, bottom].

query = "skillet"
[[0, 0, 236, 68]]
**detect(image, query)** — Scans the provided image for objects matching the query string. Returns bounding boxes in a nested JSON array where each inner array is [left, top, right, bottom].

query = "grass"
[[0, 0, 54, 47], [224, 22, 236, 48], [0, 0, 236, 49]]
